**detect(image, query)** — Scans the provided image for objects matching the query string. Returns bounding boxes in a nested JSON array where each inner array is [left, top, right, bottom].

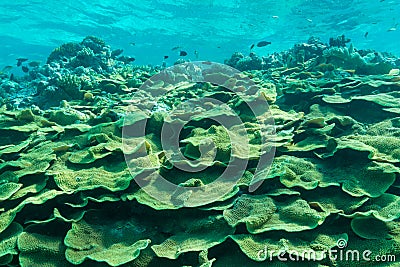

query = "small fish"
[[164, 55, 169, 59], [337, 19, 348, 25], [217, 46, 221, 48], [306, 18, 313, 23], [250, 44, 255, 50], [364, 32, 369, 38], [256, 41, 271, 47], [16, 57, 28, 67], [2, 66, 12, 72], [202, 61, 212, 65], [127, 57, 136, 62], [10, 73, 14, 81], [179, 51, 187, 56], [21, 66, 29, 73], [194, 50, 199, 59], [111, 49, 123, 58], [28, 61, 40, 67], [130, 42, 136, 46], [388, 23, 399, 31], [171, 46, 182, 51], [272, 15, 279, 19]]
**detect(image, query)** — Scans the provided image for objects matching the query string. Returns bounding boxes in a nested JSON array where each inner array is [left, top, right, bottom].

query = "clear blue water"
[[1, 0, 400, 68]]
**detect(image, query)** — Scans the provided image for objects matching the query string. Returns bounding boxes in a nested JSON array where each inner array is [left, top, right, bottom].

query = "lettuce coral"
[[1, 37, 400, 267]]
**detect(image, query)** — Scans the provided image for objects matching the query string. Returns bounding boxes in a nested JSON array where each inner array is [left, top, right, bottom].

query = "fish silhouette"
[[16, 58, 28, 67], [257, 41, 271, 47]]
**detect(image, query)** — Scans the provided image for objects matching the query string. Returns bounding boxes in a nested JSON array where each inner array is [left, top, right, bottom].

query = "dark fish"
[[172, 46, 182, 51], [10, 73, 14, 81], [127, 57, 136, 62], [21, 66, 29, 73], [217, 46, 221, 48], [257, 41, 271, 47], [202, 61, 212, 65], [250, 44, 255, 50], [28, 61, 40, 67], [179, 51, 187, 56], [164, 55, 169, 59], [364, 32, 369, 38], [130, 42, 136, 46], [16, 57, 28, 67], [111, 49, 123, 58]]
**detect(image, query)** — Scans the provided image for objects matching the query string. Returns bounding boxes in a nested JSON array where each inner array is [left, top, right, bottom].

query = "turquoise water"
[[1, 0, 400, 67]]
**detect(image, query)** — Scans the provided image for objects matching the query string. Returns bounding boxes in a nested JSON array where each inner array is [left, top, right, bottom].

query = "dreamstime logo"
[[122, 62, 275, 207], [257, 238, 397, 263]]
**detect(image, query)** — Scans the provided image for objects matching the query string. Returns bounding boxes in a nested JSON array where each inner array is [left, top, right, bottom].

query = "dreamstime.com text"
[[257, 239, 397, 263]]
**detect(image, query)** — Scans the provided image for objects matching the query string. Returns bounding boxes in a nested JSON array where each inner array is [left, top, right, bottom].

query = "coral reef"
[[329, 34, 351, 47], [224, 52, 263, 71], [0, 36, 155, 109], [225, 35, 398, 75], [0, 37, 400, 267]]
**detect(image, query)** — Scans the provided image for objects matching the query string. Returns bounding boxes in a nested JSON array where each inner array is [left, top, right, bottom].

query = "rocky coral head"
[[46, 36, 110, 70], [224, 52, 244, 67], [224, 52, 263, 71], [80, 36, 108, 54], [329, 34, 351, 47], [307, 36, 324, 46], [47, 42, 83, 64]]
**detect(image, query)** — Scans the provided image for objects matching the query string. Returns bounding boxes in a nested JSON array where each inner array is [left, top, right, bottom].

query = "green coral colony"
[[0, 36, 400, 266]]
